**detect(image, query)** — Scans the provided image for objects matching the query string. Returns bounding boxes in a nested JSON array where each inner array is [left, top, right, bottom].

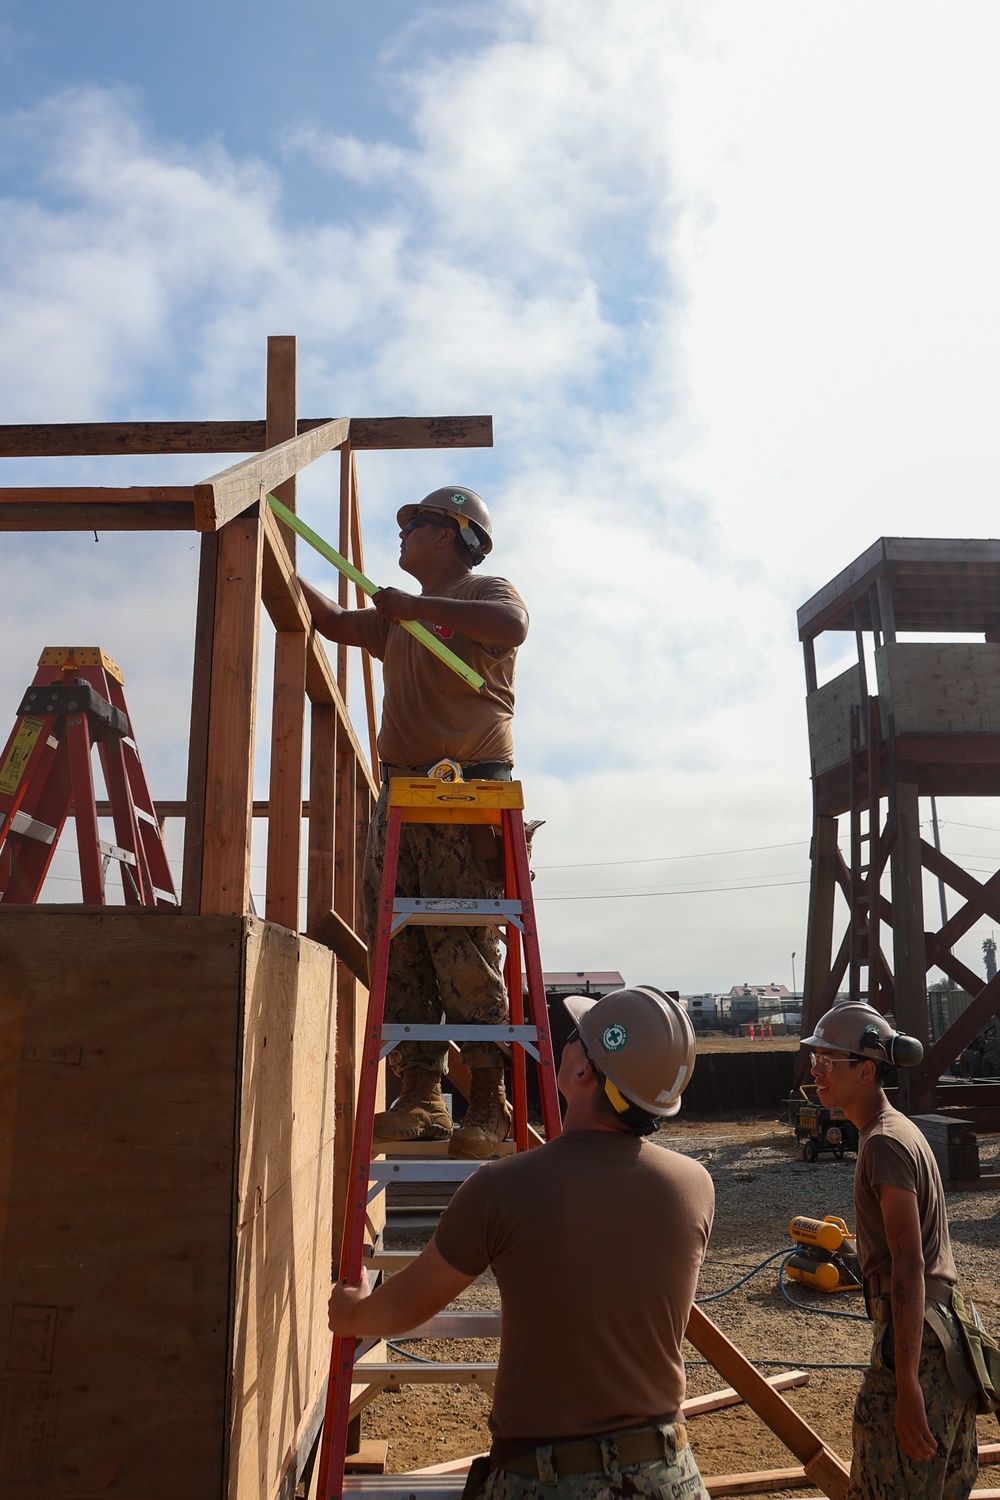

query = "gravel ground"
[[361, 1112, 1000, 1498]]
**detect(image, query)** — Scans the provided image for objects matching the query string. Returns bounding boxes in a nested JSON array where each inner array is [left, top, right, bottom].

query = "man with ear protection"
[[806, 1001, 980, 1499]]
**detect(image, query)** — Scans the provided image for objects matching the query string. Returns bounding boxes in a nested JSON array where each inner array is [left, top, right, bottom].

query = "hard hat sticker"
[[451, 492, 467, 505], [602, 1023, 627, 1052]]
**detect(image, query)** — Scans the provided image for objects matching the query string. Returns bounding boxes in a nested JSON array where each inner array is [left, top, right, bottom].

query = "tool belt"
[[864, 1272, 1000, 1416], [491, 1424, 684, 1477], [380, 760, 513, 785], [863, 1271, 954, 1323]]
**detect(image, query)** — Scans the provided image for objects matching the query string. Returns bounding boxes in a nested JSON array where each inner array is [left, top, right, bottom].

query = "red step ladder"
[[315, 770, 562, 1500], [0, 647, 177, 907]]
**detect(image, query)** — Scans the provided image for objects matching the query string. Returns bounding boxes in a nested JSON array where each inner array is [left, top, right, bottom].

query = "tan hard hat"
[[563, 986, 696, 1119], [397, 487, 493, 563], [803, 1001, 923, 1068]]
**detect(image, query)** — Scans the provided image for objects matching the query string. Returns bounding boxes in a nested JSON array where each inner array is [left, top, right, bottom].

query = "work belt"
[[379, 760, 513, 786], [492, 1424, 685, 1477], [863, 1271, 955, 1324], [864, 1273, 1000, 1415]]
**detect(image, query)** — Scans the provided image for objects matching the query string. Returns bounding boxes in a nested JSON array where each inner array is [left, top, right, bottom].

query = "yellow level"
[[388, 776, 524, 825]]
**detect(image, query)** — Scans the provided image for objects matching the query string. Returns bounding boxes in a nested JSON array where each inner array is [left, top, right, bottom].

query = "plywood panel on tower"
[[877, 642, 1000, 735]]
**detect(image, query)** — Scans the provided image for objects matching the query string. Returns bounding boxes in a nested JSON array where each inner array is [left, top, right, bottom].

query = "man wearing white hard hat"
[[805, 1001, 981, 1500], [328, 986, 714, 1500]]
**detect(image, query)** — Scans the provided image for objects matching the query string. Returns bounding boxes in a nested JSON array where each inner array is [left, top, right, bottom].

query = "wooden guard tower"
[[0, 337, 492, 1500], [798, 537, 1000, 1129]]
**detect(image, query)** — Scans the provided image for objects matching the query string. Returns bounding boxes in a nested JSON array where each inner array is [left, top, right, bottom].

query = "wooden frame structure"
[[0, 336, 492, 1500], [798, 538, 1000, 1125]]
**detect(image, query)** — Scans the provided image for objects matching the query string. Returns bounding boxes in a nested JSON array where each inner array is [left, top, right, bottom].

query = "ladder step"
[[352, 1363, 497, 1386], [10, 810, 56, 844], [343, 1479, 466, 1499], [379, 1024, 540, 1062], [403, 1311, 501, 1339], [99, 839, 137, 867], [391, 898, 523, 934], [376, 1140, 517, 1159]]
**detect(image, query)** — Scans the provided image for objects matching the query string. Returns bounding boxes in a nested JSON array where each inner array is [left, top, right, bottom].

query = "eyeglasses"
[[810, 1051, 860, 1073], [402, 512, 453, 535]]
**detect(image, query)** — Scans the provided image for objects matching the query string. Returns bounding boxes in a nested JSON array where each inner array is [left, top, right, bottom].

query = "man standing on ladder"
[[328, 987, 715, 1500], [806, 1002, 983, 1500], [300, 487, 528, 1160]]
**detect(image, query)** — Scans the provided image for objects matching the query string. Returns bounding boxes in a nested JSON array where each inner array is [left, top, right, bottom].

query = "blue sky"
[[4, 2, 1000, 993]]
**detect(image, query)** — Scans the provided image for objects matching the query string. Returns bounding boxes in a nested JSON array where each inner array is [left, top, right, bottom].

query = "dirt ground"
[[361, 1112, 1000, 1498]]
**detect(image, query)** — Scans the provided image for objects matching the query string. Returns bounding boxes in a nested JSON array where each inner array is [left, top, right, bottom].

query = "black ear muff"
[[889, 1034, 924, 1068]]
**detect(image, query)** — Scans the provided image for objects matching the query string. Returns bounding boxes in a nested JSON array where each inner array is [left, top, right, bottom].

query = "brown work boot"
[[448, 1068, 512, 1159], [372, 1068, 453, 1148]]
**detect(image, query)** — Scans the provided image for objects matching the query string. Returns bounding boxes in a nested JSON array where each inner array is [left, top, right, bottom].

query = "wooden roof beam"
[[0, 486, 195, 531], [0, 415, 493, 458], [194, 419, 350, 530]]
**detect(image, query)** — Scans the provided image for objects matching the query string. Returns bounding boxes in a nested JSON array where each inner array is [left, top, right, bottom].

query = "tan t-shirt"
[[854, 1106, 958, 1286], [353, 575, 525, 768], [434, 1130, 715, 1450]]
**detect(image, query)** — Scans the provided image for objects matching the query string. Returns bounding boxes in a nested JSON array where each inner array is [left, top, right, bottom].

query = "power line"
[[536, 878, 811, 902], [534, 839, 809, 871]]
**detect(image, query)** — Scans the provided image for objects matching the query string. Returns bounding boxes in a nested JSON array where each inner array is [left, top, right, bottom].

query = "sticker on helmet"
[[602, 1023, 627, 1052], [450, 492, 467, 505]]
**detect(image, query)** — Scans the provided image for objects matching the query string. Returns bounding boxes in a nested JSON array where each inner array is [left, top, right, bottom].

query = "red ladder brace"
[[0, 647, 177, 907], [316, 773, 562, 1500]]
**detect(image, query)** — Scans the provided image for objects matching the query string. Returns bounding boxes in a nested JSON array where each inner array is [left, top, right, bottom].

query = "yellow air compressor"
[[785, 1215, 862, 1294]]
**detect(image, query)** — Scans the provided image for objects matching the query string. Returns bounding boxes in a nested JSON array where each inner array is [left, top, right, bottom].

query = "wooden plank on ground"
[[345, 1440, 388, 1474], [193, 418, 349, 531], [200, 508, 264, 916], [683, 1370, 808, 1418], [686, 1307, 849, 1500], [702, 1469, 807, 1497]]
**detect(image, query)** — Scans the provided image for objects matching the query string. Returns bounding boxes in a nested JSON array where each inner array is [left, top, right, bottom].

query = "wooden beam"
[[0, 488, 195, 531], [0, 502, 194, 532], [350, 451, 380, 776], [921, 971, 1000, 1084], [199, 507, 264, 916], [702, 1468, 807, 1497], [890, 781, 929, 1110], [338, 446, 351, 697], [681, 1370, 807, 1418], [798, 814, 840, 1084], [264, 630, 307, 931], [685, 1307, 849, 1500], [180, 533, 219, 913], [312, 909, 368, 985], [307, 705, 337, 939], [922, 841, 1000, 926], [260, 503, 377, 794], [266, 335, 298, 563], [332, 720, 360, 1250], [193, 419, 349, 532], [0, 415, 493, 457]]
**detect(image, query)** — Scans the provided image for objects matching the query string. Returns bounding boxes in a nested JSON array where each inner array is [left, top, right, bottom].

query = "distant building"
[[544, 971, 625, 999], [684, 993, 719, 1028]]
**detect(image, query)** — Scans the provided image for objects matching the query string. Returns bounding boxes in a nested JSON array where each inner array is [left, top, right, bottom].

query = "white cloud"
[[4, 4, 1000, 990]]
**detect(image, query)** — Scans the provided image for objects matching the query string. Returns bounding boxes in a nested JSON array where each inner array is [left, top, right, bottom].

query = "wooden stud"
[[200, 509, 264, 916], [264, 630, 307, 931], [350, 452, 380, 775], [332, 726, 359, 1252], [307, 705, 337, 939], [337, 446, 351, 698], [181, 533, 220, 914], [266, 335, 298, 564], [890, 780, 930, 1110]]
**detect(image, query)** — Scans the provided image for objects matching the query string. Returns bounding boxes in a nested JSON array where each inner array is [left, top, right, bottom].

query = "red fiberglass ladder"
[[315, 769, 562, 1500], [0, 647, 177, 907]]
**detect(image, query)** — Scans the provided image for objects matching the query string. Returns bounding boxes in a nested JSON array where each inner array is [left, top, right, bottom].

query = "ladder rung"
[[99, 839, 136, 867], [136, 806, 159, 827], [350, 1362, 496, 1386], [375, 1140, 517, 1159], [343, 1478, 466, 1498], [153, 887, 179, 906], [404, 1311, 501, 1339], [391, 898, 523, 936], [10, 811, 56, 845], [367, 1159, 484, 1205], [379, 1024, 540, 1062], [367, 1249, 420, 1269]]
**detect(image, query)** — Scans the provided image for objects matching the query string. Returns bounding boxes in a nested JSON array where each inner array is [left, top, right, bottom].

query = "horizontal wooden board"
[[0, 417, 492, 457]]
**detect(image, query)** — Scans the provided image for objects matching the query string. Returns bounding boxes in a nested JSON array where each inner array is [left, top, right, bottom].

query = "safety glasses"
[[809, 1051, 860, 1073], [402, 512, 453, 535]]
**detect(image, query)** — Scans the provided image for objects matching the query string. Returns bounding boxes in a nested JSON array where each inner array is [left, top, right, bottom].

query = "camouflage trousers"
[[362, 781, 508, 1075], [847, 1320, 979, 1500], [479, 1426, 708, 1500]]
